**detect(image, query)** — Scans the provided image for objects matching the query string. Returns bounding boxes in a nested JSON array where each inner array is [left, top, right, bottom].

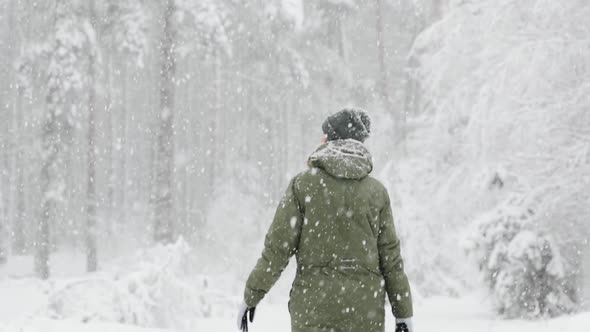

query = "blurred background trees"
[[0, 0, 589, 318], [401, 0, 590, 316], [0, 0, 433, 275]]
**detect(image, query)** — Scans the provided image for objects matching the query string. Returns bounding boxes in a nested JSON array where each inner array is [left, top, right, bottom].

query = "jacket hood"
[[308, 139, 373, 180]]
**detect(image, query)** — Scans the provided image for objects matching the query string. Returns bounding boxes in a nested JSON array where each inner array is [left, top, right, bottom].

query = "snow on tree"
[[466, 193, 577, 318], [105, 0, 150, 68], [153, 0, 230, 243], [174, 0, 230, 58], [85, 0, 100, 273], [100, 0, 150, 229], [399, 0, 590, 302], [278, 0, 304, 29], [6, 2, 590, 327], [34, 0, 98, 279], [153, 0, 178, 244], [46, 238, 222, 329]]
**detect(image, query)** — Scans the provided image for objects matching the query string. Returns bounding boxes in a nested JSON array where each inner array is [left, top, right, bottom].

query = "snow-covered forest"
[[0, 0, 589, 331]]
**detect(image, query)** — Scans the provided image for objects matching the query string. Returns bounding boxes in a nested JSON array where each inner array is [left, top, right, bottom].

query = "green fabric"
[[244, 139, 413, 332]]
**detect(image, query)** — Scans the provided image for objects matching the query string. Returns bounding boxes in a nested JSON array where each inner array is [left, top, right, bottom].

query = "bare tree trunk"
[[85, 0, 98, 272], [178, 59, 191, 237], [38, 94, 60, 280], [12, 86, 26, 255], [1, 0, 20, 264], [376, 0, 406, 147], [214, 48, 223, 190], [12, 4, 33, 256], [4, 84, 17, 264], [375, 0, 392, 110], [119, 60, 128, 224], [105, 38, 115, 227], [37, 0, 70, 280], [581, 241, 590, 309], [154, 0, 176, 243]]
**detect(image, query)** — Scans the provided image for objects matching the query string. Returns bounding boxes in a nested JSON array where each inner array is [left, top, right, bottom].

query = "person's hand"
[[236, 301, 256, 332], [395, 318, 413, 332]]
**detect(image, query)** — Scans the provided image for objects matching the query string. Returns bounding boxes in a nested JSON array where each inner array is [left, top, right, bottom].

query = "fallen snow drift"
[[0, 319, 172, 332], [0, 239, 235, 331], [1, 241, 588, 332]]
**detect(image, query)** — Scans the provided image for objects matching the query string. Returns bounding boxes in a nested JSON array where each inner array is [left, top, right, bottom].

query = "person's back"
[[238, 108, 414, 332]]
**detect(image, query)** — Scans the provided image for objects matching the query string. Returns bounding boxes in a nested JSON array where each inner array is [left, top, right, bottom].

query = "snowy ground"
[[1, 248, 589, 332], [2, 292, 589, 332], [194, 296, 590, 332]]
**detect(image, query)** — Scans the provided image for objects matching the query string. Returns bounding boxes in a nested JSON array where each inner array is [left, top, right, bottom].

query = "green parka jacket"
[[244, 139, 413, 332]]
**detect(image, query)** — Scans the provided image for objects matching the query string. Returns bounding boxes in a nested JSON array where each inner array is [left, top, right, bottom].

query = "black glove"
[[395, 318, 413, 332], [238, 304, 256, 332], [396, 322, 409, 332]]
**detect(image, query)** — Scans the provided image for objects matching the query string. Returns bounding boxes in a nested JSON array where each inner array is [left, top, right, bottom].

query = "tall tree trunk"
[[376, 0, 405, 146], [85, 0, 98, 272], [12, 86, 26, 255], [119, 61, 128, 224], [105, 38, 115, 227], [375, 0, 392, 109], [584, 244, 590, 308], [154, 0, 176, 243], [214, 48, 223, 191], [3, 81, 17, 265], [37, 0, 70, 279], [179, 59, 191, 237], [11, 0, 30, 255], [38, 92, 60, 280], [1, 0, 20, 264]]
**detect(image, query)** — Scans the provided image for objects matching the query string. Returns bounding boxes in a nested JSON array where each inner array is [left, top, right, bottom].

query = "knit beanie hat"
[[321, 107, 371, 142]]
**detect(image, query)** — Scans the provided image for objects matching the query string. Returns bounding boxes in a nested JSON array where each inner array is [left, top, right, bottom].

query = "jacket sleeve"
[[378, 190, 413, 319], [244, 177, 303, 307]]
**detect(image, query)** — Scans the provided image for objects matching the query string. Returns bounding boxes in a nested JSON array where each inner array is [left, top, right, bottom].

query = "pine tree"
[[37, 0, 94, 279], [153, 0, 177, 244], [467, 194, 577, 318], [153, 0, 230, 243], [101, 0, 149, 229], [85, 0, 99, 273]]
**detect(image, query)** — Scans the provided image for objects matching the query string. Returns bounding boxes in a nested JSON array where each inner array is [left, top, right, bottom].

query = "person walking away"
[[237, 108, 414, 332]]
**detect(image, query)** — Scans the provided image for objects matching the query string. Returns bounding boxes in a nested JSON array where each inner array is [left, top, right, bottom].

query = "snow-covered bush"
[[47, 238, 230, 330], [466, 194, 577, 318]]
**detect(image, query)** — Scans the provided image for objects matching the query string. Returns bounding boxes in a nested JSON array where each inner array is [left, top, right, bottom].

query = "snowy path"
[[1, 293, 588, 332], [196, 295, 590, 332], [1, 255, 588, 332], [0, 320, 170, 332]]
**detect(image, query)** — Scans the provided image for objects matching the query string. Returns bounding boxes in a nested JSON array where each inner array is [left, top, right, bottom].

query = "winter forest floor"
[[1, 250, 588, 332], [194, 296, 590, 332]]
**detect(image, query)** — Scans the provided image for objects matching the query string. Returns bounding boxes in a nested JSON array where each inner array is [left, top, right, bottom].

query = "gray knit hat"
[[321, 107, 371, 142]]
